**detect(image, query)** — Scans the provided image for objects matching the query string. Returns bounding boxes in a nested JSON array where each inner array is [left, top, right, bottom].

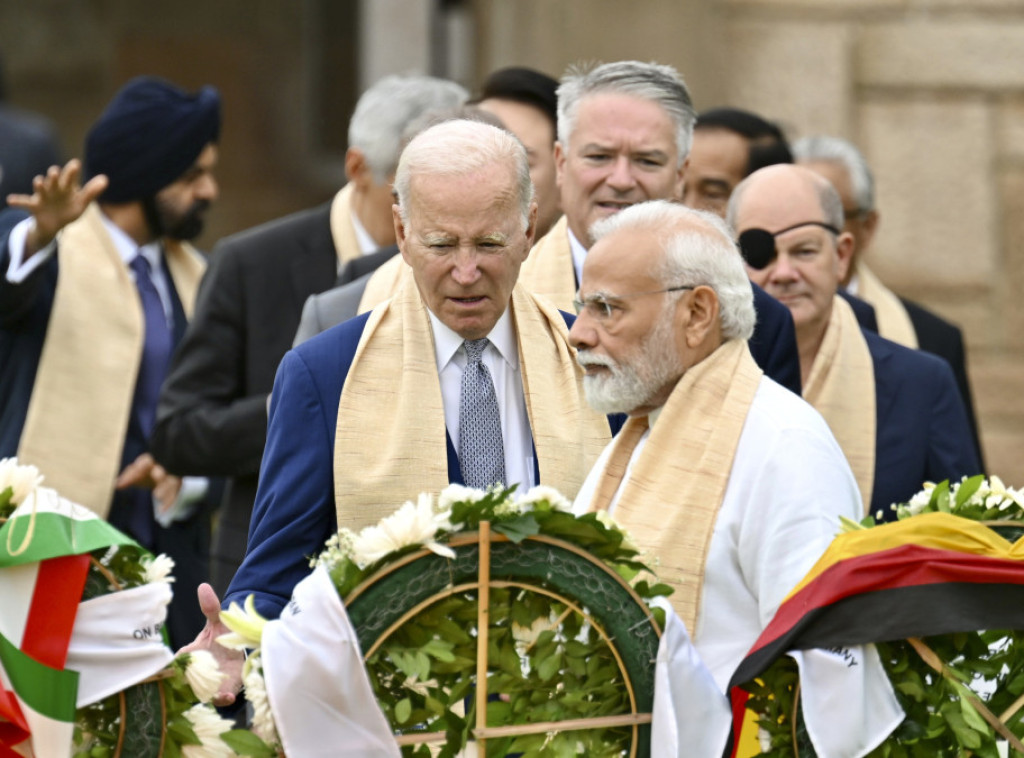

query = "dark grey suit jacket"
[[292, 245, 399, 346]]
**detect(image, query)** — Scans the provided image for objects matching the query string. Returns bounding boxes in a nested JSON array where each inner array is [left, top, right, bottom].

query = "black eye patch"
[[737, 221, 841, 270], [738, 228, 777, 270]]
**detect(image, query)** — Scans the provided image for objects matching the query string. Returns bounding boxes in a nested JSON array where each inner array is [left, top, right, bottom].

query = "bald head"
[[727, 164, 854, 367]]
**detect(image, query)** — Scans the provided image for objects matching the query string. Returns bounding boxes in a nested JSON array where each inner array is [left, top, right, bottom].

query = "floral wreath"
[[745, 475, 1024, 757], [221, 483, 672, 757], [0, 458, 274, 758]]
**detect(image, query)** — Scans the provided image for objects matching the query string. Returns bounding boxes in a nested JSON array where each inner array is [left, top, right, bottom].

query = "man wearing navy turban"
[[0, 76, 221, 648]]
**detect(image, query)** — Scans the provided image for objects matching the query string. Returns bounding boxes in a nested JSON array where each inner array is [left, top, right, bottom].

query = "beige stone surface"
[[970, 353, 1024, 484], [996, 97, 1024, 161], [860, 21, 1024, 89], [997, 169, 1024, 350], [723, 20, 853, 138], [859, 98, 997, 289]]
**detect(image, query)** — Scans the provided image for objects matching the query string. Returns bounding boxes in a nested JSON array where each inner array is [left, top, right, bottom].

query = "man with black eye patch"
[[727, 164, 979, 521]]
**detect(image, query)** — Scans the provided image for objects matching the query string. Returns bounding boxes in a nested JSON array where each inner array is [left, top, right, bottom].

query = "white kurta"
[[575, 377, 902, 757]]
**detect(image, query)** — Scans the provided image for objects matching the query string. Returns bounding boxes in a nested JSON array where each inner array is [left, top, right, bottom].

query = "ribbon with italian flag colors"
[[0, 486, 146, 757]]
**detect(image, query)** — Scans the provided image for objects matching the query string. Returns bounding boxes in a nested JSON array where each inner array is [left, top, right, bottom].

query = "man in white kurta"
[[568, 200, 901, 757]]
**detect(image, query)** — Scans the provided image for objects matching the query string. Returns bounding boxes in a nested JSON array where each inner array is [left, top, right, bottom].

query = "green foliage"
[[748, 475, 1024, 757]]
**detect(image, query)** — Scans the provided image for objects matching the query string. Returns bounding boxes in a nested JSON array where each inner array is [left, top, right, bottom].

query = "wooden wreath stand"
[[344, 521, 663, 757]]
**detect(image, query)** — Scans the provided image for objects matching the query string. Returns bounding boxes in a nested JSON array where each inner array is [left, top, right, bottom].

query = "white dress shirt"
[[427, 307, 535, 492]]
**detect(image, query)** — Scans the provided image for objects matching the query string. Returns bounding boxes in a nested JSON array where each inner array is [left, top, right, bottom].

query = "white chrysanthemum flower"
[[142, 553, 176, 585], [218, 595, 268, 650], [0, 458, 44, 505], [352, 495, 455, 567], [520, 485, 572, 512], [438, 483, 487, 510], [243, 652, 280, 746], [181, 704, 235, 757], [905, 483, 935, 516], [180, 650, 224, 704]]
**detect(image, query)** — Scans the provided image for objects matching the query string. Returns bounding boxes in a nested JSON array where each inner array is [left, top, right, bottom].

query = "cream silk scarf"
[[803, 295, 877, 513], [356, 253, 408, 314], [17, 204, 205, 517], [586, 339, 763, 634], [518, 215, 576, 312], [855, 263, 918, 349], [328, 183, 364, 268], [334, 278, 610, 530]]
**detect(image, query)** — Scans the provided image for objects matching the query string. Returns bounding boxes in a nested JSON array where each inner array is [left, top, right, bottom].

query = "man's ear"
[[835, 231, 856, 283], [345, 147, 371, 188], [683, 285, 720, 349], [860, 209, 880, 249], [554, 141, 566, 190], [393, 204, 410, 264], [524, 202, 539, 253]]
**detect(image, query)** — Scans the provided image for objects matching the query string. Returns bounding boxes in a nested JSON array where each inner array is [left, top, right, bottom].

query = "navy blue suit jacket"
[[225, 308, 619, 617], [748, 283, 801, 395], [866, 329, 980, 520]]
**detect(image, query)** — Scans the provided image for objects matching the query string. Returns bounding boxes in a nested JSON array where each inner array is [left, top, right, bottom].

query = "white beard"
[[577, 313, 683, 415]]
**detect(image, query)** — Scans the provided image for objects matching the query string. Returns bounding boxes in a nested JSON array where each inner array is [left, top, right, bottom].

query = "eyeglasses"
[[737, 220, 841, 270], [573, 285, 695, 321]]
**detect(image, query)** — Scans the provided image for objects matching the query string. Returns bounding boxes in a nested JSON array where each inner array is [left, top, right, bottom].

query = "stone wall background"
[[3, 0, 1021, 486]]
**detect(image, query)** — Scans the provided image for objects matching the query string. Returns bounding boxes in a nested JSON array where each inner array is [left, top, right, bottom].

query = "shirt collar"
[[350, 209, 379, 255], [427, 304, 519, 372], [99, 212, 161, 268], [567, 225, 588, 287]]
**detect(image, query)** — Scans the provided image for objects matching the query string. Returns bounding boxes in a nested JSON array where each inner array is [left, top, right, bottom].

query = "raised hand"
[[6, 159, 108, 257], [178, 582, 245, 707]]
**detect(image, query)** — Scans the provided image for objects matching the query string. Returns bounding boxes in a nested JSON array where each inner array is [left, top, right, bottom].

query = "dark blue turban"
[[84, 76, 221, 203]]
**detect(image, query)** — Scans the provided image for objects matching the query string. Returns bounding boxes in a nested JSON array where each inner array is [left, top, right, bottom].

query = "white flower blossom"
[[594, 510, 639, 552], [0, 458, 44, 505], [312, 527, 357, 568], [438, 483, 487, 510], [180, 650, 224, 704], [984, 475, 1024, 513], [141, 554, 176, 585], [243, 652, 280, 747], [904, 483, 935, 516], [519, 485, 572, 512], [352, 494, 455, 567], [181, 704, 235, 758]]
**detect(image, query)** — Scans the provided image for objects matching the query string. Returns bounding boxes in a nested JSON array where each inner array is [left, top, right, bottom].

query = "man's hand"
[[179, 583, 245, 707], [116, 453, 183, 514], [6, 159, 108, 257]]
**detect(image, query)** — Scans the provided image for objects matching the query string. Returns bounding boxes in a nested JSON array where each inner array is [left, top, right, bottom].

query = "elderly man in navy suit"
[[184, 119, 617, 705], [727, 164, 980, 519]]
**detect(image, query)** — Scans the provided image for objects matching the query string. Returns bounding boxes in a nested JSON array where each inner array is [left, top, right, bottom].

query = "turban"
[[84, 76, 221, 203]]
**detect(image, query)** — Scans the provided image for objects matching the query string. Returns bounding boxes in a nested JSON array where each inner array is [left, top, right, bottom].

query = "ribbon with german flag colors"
[[726, 512, 1024, 756]]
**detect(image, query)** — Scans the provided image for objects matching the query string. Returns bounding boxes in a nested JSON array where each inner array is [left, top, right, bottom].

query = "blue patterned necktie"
[[129, 253, 173, 438], [459, 338, 506, 489]]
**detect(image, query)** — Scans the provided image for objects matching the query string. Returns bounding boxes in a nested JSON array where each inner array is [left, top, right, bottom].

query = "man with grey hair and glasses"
[[570, 199, 901, 756], [793, 134, 982, 466], [519, 59, 803, 395], [151, 75, 467, 592], [184, 119, 615, 705]]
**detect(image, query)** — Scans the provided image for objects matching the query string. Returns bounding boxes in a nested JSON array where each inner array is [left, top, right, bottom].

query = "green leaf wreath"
[[746, 475, 1024, 758], [222, 483, 672, 758]]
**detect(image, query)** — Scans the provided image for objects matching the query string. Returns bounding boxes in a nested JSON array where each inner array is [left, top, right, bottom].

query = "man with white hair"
[[151, 74, 467, 591], [793, 134, 982, 466], [187, 119, 614, 704], [570, 200, 900, 755]]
